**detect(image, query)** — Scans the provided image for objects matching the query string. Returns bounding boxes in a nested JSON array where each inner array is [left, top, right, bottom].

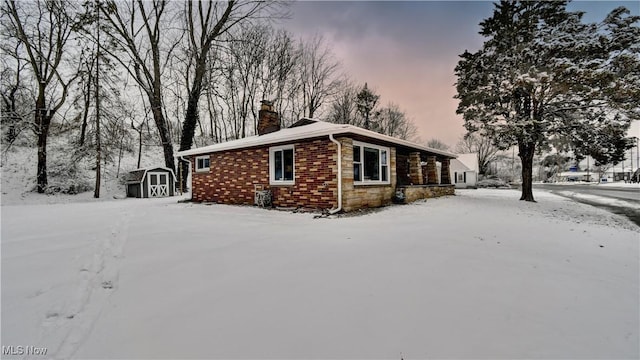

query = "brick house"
[[176, 101, 456, 212]]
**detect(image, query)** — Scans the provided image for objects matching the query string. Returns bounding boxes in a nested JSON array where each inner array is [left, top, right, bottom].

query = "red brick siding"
[[191, 139, 338, 209]]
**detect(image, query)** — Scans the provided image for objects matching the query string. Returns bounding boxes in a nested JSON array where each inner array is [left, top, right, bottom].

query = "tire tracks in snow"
[[39, 208, 134, 359]]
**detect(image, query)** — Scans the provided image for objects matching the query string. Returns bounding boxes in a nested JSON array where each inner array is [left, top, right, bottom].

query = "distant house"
[[450, 153, 478, 188], [126, 167, 177, 198], [176, 101, 456, 212]]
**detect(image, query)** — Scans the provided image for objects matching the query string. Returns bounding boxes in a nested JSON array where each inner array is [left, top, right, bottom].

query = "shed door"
[[148, 172, 169, 197]]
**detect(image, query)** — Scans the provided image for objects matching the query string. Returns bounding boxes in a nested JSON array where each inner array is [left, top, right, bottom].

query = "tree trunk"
[[518, 141, 536, 202], [79, 68, 92, 146], [178, 79, 203, 190], [137, 127, 142, 169], [94, 29, 101, 199], [36, 91, 50, 193], [151, 102, 175, 173], [36, 119, 49, 193]]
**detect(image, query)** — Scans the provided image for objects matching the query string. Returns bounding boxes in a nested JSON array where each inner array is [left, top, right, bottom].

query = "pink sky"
[[281, 1, 640, 148]]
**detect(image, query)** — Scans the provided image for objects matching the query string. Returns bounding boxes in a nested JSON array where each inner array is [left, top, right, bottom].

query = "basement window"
[[353, 141, 390, 185], [195, 156, 210, 172], [270, 145, 294, 185]]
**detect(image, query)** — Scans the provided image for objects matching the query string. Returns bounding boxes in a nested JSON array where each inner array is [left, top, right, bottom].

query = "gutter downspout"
[[328, 134, 342, 214], [176, 155, 189, 195]]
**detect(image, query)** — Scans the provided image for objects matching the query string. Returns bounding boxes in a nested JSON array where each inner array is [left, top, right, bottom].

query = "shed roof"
[[125, 166, 177, 184], [176, 119, 456, 159]]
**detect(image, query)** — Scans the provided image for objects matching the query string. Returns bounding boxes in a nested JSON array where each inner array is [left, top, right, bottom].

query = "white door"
[[148, 172, 169, 197]]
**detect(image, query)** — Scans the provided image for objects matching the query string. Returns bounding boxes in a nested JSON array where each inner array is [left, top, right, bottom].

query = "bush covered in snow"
[[476, 176, 510, 189], [43, 158, 93, 195]]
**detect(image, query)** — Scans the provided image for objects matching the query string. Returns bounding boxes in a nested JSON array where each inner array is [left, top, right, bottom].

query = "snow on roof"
[[455, 153, 479, 172], [449, 159, 471, 172], [176, 119, 457, 158], [126, 166, 176, 184]]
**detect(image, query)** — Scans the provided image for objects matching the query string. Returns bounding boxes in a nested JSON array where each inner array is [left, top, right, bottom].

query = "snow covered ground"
[[1, 189, 638, 359]]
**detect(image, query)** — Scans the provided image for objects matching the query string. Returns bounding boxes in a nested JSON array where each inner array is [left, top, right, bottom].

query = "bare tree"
[[454, 132, 500, 176], [299, 34, 341, 119], [426, 138, 450, 151], [2, 0, 79, 192], [328, 80, 359, 126], [0, 40, 31, 147], [375, 102, 417, 140], [98, 0, 181, 172], [260, 28, 300, 124], [176, 2, 287, 188]]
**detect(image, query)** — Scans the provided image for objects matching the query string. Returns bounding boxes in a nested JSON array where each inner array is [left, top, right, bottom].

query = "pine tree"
[[356, 83, 379, 130], [455, 1, 639, 201]]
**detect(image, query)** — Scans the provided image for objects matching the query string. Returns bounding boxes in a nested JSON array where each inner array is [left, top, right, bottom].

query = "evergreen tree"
[[455, 1, 639, 201], [356, 83, 379, 130]]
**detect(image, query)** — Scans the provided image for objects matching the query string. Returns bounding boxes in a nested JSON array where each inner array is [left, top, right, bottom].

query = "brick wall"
[[191, 138, 338, 209]]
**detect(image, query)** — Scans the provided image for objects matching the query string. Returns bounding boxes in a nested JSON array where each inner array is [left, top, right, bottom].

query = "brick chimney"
[[257, 100, 280, 135]]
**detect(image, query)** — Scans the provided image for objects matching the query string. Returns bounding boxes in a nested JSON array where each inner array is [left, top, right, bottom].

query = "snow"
[[598, 182, 640, 188], [554, 190, 640, 210], [176, 118, 457, 158], [0, 143, 169, 206], [2, 189, 638, 359]]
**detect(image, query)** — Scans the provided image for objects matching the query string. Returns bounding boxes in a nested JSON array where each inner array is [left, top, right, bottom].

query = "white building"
[[450, 153, 478, 188]]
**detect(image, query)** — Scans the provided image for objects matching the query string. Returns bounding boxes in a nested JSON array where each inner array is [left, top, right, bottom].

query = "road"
[[534, 183, 640, 201], [533, 183, 640, 226]]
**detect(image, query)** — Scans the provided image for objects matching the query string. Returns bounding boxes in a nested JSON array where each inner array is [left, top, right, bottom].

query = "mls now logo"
[[2, 345, 48, 356]]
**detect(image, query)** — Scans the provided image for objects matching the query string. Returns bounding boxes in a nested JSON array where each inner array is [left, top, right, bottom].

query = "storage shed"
[[125, 167, 177, 198]]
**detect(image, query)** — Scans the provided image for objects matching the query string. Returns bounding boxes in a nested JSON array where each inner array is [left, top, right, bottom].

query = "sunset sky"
[[281, 1, 640, 147]]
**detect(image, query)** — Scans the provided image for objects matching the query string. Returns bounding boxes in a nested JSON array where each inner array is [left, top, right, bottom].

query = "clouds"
[[280, 1, 639, 146]]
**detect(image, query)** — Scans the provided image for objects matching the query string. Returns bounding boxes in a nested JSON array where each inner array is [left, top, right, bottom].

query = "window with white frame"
[[195, 155, 210, 172], [269, 145, 295, 185], [457, 172, 465, 183], [353, 141, 390, 184]]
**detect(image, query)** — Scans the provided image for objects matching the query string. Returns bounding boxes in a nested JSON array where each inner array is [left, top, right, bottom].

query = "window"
[[269, 145, 294, 185], [195, 156, 210, 172], [353, 141, 390, 184], [457, 172, 465, 183]]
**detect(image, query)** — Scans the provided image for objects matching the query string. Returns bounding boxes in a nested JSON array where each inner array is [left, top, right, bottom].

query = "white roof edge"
[[176, 121, 457, 158], [138, 166, 177, 183]]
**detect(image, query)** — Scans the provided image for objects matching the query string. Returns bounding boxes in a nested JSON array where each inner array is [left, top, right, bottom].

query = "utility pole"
[[636, 137, 640, 175], [631, 145, 634, 176]]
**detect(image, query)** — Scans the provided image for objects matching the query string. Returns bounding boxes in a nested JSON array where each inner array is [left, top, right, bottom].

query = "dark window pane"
[[354, 163, 361, 181], [197, 158, 209, 169], [382, 165, 388, 181], [150, 175, 157, 185], [353, 146, 361, 162], [274, 150, 283, 180], [283, 149, 294, 180], [364, 147, 379, 180], [159, 174, 167, 184]]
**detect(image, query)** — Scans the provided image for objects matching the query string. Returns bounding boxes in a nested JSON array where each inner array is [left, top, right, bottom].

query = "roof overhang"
[[176, 119, 457, 159]]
